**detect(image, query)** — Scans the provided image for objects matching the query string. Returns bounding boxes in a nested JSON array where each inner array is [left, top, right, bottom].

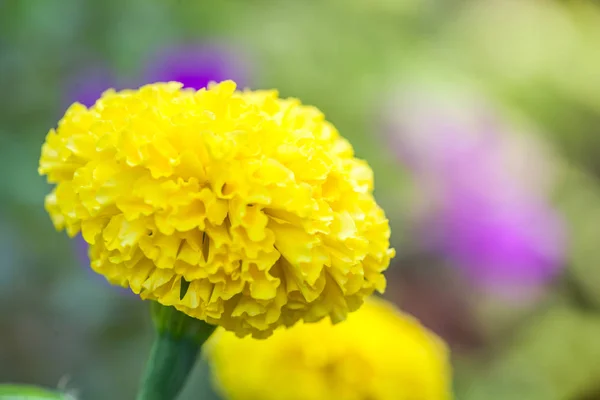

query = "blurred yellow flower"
[[207, 296, 453, 400], [39, 81, 394, 338]]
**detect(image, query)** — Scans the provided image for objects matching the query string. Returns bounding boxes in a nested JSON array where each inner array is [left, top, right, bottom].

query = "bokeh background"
[[2, 0, 600, 399]]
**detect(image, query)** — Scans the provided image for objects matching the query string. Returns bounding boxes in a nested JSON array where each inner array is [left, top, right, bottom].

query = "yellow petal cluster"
[[39, 81, 394, 338], [207, 296, 453, 400]]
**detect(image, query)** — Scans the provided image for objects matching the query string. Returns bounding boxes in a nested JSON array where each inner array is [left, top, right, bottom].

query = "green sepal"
[[150, 301, 216, 344]]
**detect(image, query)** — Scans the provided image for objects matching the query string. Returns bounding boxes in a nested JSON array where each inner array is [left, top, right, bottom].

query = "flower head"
[[39, 81, 394, 337], [386, 86, 564, 289], [207, 297, 453, 400]]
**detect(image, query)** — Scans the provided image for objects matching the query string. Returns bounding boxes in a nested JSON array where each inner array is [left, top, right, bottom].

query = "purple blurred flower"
[[436, 188, 564, 287], [142, 43, 248, 89], [64, 64, 118, 108], [386, 89, 566, 289], [64, 43, 248, 109]]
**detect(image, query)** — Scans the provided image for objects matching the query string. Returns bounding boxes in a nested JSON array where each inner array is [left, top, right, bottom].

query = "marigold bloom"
[[39, 81, 394, 337], [207, 297, 453, 400]]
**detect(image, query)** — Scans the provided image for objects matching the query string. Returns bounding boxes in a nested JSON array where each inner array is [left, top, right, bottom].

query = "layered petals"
[[39, 80, 394, 338]]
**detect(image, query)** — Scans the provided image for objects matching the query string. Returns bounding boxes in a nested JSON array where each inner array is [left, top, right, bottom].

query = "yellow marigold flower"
[[39, 81, 394, 338], [207, 296, 453, 400]]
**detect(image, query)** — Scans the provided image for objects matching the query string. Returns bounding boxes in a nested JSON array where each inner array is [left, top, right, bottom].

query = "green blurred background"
[[3, 0, 600, 399]]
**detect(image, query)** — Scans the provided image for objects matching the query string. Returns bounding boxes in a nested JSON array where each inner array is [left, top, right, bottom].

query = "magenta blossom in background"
[[386, 89, 566, 289], [436, 187, 564, 287], [64, 64, 118, 108], [64, 43, 248, 109], [65, 43, 249, 286], [142, 43, 248, 90]]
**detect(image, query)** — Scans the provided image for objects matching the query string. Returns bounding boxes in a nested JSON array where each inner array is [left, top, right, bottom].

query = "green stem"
[[136, 333, 199, 400], [136, 302, 216, 400]]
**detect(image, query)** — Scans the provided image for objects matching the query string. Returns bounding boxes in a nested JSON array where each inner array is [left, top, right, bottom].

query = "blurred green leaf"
[[0, 385, 73, 400]]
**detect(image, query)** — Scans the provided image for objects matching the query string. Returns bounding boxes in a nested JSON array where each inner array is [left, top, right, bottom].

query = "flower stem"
[[136, 302, 216, 400]]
